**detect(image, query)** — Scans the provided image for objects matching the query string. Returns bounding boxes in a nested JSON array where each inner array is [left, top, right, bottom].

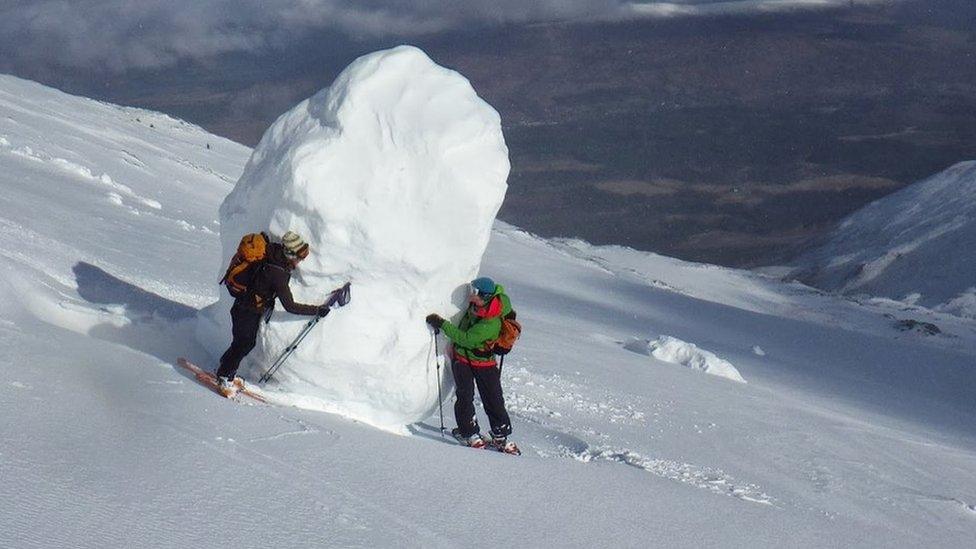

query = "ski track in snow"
[[119, 149, 148, 170], [175, 157, 235, 184], [0, 139, 162, 211], [566, 445, 775, 505], [502, 361, 775, 506], [507, 365, 646, 426], [519, 408, 776, 506], [246, 419, 321, 443], [1, 133, 221, 241], [902, 491, 976, 522]]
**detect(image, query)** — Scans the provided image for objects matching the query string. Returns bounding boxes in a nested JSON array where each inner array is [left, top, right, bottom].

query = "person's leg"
[[217, 305, 261, 379], [472, 365, 512, 438], [451, 359, 480, 437]]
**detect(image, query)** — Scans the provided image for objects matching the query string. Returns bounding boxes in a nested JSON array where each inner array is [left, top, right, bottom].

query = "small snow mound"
[[627, 336, 746, 383], [197, 45, 509, 429], [752, 345, 766, 356]]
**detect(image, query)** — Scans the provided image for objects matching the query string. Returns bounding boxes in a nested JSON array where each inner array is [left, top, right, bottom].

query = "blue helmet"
[[471, 276, 496, 297]]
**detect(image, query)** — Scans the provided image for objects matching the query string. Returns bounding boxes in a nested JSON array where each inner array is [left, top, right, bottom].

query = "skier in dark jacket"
[[216, 231, 327, 388], [426, 277, 518, 453]]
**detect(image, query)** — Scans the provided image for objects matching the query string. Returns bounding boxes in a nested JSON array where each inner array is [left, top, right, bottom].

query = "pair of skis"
[[406, 424, 522, 456], [451, 429, 521, 456]]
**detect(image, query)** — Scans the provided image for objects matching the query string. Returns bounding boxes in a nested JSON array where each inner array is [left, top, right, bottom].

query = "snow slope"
[[791, 161, 976, 317], [2, 74, 976, 548]]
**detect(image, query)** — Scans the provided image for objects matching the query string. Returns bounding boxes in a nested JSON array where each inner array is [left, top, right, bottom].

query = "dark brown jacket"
[[238, 243, 319, 316]]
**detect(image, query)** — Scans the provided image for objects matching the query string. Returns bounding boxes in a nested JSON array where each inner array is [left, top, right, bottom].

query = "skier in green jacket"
[[426, 277, 518, 453]]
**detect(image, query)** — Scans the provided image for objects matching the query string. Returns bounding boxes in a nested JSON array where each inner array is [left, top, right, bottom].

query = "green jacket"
[[441, 284, 512, 367]]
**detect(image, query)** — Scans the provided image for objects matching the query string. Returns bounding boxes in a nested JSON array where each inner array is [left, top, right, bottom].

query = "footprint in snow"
[[514, 411, 774, 506]]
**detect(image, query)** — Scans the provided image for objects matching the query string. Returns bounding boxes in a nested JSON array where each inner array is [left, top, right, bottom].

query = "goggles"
[[285, 243, 310, 260], [470, 284, 492, 298]]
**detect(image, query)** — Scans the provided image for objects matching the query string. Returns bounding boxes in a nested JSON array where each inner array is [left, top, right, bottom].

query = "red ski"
[[176, 357, 268, 404]]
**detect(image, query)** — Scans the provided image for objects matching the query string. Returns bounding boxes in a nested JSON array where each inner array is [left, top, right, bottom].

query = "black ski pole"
[[259, 316, 319, 383], [433, 329, 445, 435], [259, 282, 352, 384]]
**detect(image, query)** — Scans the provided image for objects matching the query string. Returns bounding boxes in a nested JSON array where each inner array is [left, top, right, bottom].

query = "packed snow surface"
[[4, 73, 976, 548], [197, 46, 509, 428], [791, 161, 976, 316], [626, 335, 746, 383]]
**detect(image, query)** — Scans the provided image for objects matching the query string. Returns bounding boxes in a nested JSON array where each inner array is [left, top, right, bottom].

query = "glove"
[[317, 305, 331, 318], [425, 313, 444, 329]]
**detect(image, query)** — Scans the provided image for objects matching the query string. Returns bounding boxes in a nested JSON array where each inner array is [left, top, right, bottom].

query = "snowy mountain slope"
[[2, 75, 976, 547], [0, 74, 247, 308], [791, 161, 976, 317], [550, 236, 976, 354]]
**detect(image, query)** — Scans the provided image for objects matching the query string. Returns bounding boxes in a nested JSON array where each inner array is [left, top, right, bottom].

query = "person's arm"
[[269, 266, 320, 316], [441, 317, 501, 349]]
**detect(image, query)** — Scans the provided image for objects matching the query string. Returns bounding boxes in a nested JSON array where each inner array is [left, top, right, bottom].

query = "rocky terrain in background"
[[15, 0, 976, 267]]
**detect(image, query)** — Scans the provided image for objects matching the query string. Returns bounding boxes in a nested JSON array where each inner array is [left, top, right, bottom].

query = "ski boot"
[[488, 432, 521, 456], [215, 375, 240, 398], [451, 428, 486, 449]]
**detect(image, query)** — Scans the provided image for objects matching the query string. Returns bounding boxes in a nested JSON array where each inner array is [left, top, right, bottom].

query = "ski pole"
[[433, 329, 445, 435], [259, 282, 352, 383], [259, 316, 319, 383]]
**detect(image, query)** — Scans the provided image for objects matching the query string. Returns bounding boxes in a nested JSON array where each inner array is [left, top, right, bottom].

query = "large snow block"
[[198, 45, 509, 429]]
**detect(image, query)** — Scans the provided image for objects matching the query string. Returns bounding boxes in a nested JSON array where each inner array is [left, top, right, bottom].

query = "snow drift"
[[197, 45, 510, 429], [791, 161, 976, 316], [625, 335, 746, 383]]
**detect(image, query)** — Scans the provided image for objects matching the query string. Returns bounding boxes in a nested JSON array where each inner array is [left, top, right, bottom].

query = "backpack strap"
[[247, 260, 291, 311], [242, 261, 269, 309]]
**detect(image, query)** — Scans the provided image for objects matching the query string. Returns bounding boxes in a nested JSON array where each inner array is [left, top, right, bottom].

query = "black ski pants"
[[217, 302, 263, 379], [452, 358, 512, 438]]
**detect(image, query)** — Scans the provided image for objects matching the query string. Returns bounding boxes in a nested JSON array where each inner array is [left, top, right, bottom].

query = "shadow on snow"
[[72, 261, 210, 366]]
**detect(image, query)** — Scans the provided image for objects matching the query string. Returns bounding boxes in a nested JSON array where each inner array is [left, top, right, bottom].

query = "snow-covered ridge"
[[791, 160, 976, 317]]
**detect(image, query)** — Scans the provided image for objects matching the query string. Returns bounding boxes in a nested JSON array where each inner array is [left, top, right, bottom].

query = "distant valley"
[[13, 0, 976, 267]]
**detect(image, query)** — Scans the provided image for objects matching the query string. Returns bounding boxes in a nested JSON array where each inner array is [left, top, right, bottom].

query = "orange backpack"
[[491, 310, 522, 356], [219, 232, 269, 298]]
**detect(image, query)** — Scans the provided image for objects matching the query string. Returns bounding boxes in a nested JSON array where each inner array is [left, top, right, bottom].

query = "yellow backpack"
[[219, 232, 269, 298]]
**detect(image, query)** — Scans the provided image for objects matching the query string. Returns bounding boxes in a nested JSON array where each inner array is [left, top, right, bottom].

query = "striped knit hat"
[[281, 231, 309, 259]]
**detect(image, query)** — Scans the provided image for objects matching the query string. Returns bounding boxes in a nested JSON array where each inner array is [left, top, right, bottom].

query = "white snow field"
[[791, 160, 976, 317], [198, 46, 509, 429], [2, 66, 976, 547]]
